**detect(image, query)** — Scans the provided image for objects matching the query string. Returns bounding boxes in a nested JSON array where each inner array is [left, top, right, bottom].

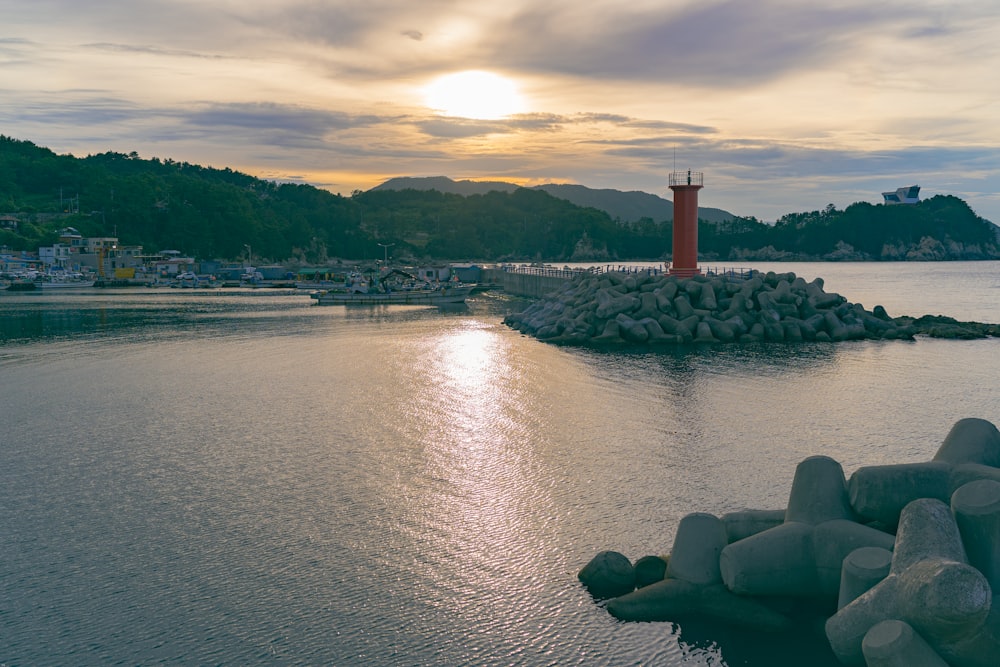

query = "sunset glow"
[[423, 71, 526, 120], [1, 1, 998, 221]]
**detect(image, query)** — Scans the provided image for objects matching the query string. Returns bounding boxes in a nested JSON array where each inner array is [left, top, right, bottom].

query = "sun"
[[423, 70, 526, 120]]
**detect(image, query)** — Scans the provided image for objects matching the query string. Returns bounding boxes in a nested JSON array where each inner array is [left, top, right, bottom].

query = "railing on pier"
[[489, 263, 757, 297], [703, 265, 756, 280], [496, 264, 591, 280], [497, 263, 755, 281]]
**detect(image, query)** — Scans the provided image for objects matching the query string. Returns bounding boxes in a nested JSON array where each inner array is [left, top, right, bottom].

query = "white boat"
[[172, 272, 220, 288], [34, 272, 95, 289]]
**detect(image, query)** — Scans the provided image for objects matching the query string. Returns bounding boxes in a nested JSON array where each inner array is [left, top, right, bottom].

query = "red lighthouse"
[[668, 170, 703, 277]]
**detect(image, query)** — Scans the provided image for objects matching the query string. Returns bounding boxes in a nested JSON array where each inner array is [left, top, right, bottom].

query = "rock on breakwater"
[[503, 270, 1000, 344]]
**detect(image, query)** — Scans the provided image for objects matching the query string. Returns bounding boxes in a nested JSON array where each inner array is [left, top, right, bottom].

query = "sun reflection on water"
[[434, 325, 498, 394], [391, 319, 555, 627]]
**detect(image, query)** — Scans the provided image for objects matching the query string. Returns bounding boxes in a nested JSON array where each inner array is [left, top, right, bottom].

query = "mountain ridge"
[[371, 176, 735, 223]]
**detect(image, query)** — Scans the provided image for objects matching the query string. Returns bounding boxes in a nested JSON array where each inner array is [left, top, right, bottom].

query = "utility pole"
[[377, 242, 394, 266]]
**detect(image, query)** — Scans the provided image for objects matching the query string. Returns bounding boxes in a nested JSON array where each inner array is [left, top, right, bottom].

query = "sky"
[[2, 0, 999, 223]]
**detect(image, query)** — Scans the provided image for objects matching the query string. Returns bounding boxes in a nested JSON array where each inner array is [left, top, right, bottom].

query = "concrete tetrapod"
[[720, 456, 894, 599], [503, 270, 933, 345], [633, 555, 668, 588], [578, 550, 635, 599], [606, 512, 794, 631], [849, 418, 1000, 528], [934, 418, 1000, 468], [837, 546, 893, 610], [825, 497, 997, 666], [861, 620, 950, 667], [604, 577, 795, 632], [951, 478, 1000, 589], [665, 512, 727, 585], [581, 419, 1000, 665]]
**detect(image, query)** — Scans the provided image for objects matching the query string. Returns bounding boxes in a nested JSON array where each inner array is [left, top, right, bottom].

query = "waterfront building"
[[152, 252, 198, 276], [0, 248, 41, 275], [39, 243, 75, 269], [413, 265, 452, 282]]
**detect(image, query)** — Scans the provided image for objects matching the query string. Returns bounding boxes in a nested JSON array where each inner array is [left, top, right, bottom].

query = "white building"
[[38, 243, 74, 268], [882, 185, 920, 205]]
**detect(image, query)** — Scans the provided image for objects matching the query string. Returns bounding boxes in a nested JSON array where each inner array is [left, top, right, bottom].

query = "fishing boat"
[[5, 279, 37, 291], [33, 272, 96, 289]]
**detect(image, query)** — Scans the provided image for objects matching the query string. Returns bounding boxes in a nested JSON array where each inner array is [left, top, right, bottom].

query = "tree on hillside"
[[2, 135, 997, 261]]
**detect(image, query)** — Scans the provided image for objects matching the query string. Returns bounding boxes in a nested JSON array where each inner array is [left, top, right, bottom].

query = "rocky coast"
[[503, 269, 1000, 344], [580, 418, 1000, 666]]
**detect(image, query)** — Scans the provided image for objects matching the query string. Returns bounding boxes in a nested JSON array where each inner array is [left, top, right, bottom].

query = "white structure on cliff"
[[882, 185, 920, 205]]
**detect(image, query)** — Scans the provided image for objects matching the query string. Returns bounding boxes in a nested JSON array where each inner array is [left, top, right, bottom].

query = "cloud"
[[82, 42, 228, 60], [0, 37, 38, 68], [464, 2, 864, 85], [416, 118, 513, 139], [1, 0, 998, 222], [184, 103, 382, 135], [1, 93, 144, 126]]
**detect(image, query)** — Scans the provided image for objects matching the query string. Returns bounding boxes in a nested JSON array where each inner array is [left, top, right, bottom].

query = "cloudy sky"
[[2, 0, 999, 222]]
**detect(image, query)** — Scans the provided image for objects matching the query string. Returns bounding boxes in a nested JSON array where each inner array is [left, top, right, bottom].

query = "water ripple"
[[2, 285, 996, 665]]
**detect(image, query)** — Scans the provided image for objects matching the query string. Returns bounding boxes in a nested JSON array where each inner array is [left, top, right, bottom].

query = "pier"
[[483, 265, 593, 298]]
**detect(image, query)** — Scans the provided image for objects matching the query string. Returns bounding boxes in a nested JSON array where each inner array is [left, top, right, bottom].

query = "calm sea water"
[[2, 262, 998, 666]]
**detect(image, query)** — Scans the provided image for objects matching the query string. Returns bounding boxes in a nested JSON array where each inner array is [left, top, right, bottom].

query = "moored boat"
[[34, 272, 96, 289], [172, 272, 220, 288]]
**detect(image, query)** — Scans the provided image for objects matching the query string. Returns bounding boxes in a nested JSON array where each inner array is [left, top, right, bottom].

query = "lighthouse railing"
[[668, 171, 703, 186]]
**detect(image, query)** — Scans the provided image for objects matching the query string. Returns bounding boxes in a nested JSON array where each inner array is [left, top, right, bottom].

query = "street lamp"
[[377, 242, 394, 266]]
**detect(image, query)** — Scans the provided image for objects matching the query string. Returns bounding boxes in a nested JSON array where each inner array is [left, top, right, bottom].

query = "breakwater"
[[579, 418, 1000, 666], [502, 269, 1000, 344], [482, 266, 585, 299]]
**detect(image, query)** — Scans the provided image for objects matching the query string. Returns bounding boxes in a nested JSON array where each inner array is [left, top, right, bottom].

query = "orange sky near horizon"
[[2, 0, 998, 222]]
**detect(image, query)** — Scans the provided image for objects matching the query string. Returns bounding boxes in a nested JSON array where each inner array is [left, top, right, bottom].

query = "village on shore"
[[0, 226, 484, 290]]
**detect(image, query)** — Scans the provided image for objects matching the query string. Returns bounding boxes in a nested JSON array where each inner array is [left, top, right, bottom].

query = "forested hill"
[[2, 135, 998, 263], [372, 176, 735, 223]]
